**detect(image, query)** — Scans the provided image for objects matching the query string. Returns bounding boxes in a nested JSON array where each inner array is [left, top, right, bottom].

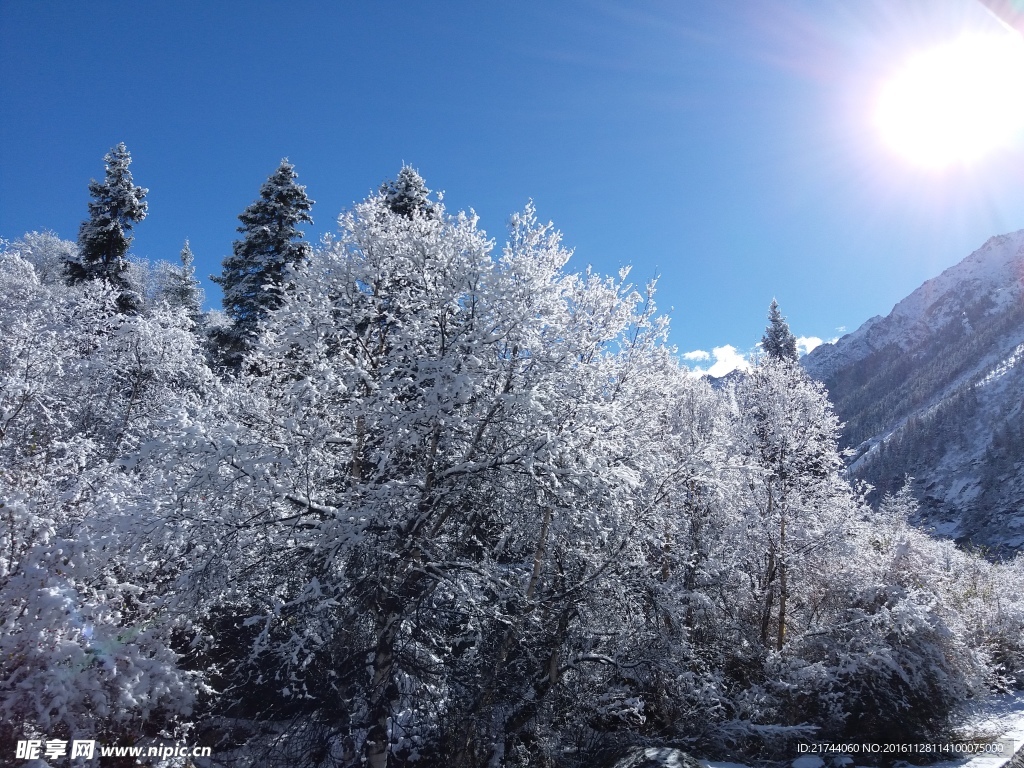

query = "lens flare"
[[876, 33, 1024, 168]]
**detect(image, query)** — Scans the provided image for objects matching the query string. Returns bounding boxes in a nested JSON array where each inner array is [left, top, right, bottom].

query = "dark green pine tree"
[[380, 165, 432, 218], [762, 298, 799, 362], [212, 160, 314, 366], [69, 142, 148, 313]]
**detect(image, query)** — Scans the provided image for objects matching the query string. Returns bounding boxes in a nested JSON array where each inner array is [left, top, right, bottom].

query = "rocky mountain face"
[[803, 230, 1024, 554]]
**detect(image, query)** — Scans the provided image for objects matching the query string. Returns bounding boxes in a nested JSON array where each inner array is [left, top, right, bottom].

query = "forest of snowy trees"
[[2, 145, 1024, 767]]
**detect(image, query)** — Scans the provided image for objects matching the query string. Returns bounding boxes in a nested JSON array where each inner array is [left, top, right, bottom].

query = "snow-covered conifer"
[[761, 298, 798, 361], [68, 143, 148, 313], [212, 159, 313, 366], [159, 239, 204, 325], [380, 164, 433, 217]]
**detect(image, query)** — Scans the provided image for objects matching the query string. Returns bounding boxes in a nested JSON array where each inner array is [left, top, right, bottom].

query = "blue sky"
[[3, 1, 1024, 369]]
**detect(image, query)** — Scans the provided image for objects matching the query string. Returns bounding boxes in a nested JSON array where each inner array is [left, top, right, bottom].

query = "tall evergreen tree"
[[69, 142, 148, 312], [380, 165, 432, 218], [212, 160, 313, 365], [762, 298, 798, 362]]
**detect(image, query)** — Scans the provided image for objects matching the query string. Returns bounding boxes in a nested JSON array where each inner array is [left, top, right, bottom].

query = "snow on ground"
[[940, 692, 1024, 768], [703, 692, 1024, 768]]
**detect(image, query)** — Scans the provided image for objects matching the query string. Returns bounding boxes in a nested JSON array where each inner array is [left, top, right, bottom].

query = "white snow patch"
[[913, 691, 1024, 768], [979, 342, 1024, 388], [929, 519, 962, 537], [703, 693, 1024, 768]]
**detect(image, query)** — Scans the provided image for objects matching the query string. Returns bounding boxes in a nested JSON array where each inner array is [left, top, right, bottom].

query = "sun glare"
[[876, 33, 1024, 168]]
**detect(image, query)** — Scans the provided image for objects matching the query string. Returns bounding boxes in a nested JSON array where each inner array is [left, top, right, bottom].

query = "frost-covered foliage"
[[149, 193, 685, 765], [3, 178, 1023, 768], [6, 231, 78, 285], [155, 239, 204, 325], [0, 246, 208, 752]]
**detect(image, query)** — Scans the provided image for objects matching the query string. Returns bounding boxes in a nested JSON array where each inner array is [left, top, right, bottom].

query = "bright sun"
[[876, 33, 1024, 169]]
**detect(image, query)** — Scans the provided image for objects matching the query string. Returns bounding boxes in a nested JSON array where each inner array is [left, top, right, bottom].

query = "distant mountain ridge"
[[804, 229, 1024, 553]]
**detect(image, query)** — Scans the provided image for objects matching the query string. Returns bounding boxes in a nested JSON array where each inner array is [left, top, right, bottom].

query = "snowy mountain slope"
[[806, 231, 1024, 379], [803, 230, 1024, 552]]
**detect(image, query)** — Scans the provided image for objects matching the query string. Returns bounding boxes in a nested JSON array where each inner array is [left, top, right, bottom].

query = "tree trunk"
[[777, 513, 787, 651], [454, 506, 553, 768], [365, 607, 401, 768], [760, 548, 776, 647]]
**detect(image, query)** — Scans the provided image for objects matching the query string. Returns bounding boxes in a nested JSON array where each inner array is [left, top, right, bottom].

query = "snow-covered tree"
[[761, 298, 798, 362], [9, 231, 78, 286], [212, 159, 313, 366], [0, 247, 207, 750], [770, 481, 989, 744], [735, 355, 848, 651], [148, 193, 684, 766], [380, 164, 433, 218], [68, 143, 148, 313], [158, 239, 204, 325], [6, 164, 1024, 763]]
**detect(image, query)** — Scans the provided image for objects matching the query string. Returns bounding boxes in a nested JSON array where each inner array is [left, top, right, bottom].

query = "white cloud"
[[686, 331, 841, 376], [796, 335, 841, 356], [796, 336, 824, 356], [707, 345, 751, 376], [683, 349, 711, 361], [688, 344, 751, 377]]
